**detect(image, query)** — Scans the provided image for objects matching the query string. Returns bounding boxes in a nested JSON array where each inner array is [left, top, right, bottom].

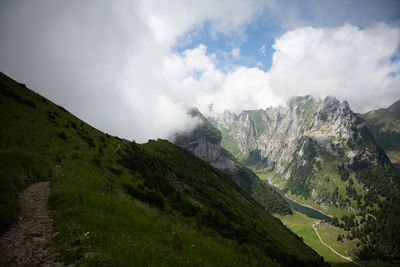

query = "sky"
[[1, 0, 400, 142]]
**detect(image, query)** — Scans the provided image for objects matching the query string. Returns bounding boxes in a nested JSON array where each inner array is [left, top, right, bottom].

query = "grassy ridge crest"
[[0, 72, 325, 266]]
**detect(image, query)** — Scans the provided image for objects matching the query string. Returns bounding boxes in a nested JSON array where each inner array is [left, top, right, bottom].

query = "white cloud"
[[259, 44, 267, 55], [231, 47, 240, 58], [163, 23, 400, 116], [142, 0, 261, 45], [268, 23, 400, 112], [0, 0, 262, 142], [1, 1, 399, 143]]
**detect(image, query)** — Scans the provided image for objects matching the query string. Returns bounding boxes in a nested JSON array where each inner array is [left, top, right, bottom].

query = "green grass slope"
[[361, 100, 400, 164], [226, 152, 292, 215], [175, 108, 292, 215], [276, 211, 357, 267], [0, 72, 325, 266]]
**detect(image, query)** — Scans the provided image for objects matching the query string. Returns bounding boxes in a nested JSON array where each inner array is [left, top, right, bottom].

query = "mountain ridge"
[[210, 96, 398, 213], [209, 95, 400, 261], [0, 72, 325, 266], [174, 107, 292, 215], [361, 99, 400, 166]]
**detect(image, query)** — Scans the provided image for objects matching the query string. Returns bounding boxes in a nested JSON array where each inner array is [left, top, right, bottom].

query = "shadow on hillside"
[[329, 263, 359, 267], [330, 260, 399, 267], [392, 163, 400, 173]]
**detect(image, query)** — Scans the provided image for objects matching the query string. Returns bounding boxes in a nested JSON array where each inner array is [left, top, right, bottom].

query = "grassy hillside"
[[361, 100, 400, 165], [212, 98, 400, 262], [175, 108, 292, 215], [0, 72, 325, 266], [227, 158, 292, 215]]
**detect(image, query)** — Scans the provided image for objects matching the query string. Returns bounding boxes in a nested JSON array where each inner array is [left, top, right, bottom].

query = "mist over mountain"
[[174, 108, 292, 215], [1, 2, 399, 142], [210, 95, 398, 209], [1, 1, 400, 265], [0, 72, 328, 266], [208, 95, 400, 261]]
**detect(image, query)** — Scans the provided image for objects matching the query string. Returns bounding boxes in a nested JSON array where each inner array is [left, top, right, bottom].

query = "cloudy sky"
[[1, 0, 400, 142]]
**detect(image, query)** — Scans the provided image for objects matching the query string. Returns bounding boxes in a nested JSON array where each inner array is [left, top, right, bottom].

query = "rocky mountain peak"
[[287, 94, 314, 108], [174, 108, 293, 215], [174, 109, 236, 172], [210, 95, 396, 211]]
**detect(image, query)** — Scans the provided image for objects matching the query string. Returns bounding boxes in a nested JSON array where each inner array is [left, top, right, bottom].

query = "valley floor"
[[276, 211, 358, 267], [276, 211, 396, 267], [312, 221, 362, 266]]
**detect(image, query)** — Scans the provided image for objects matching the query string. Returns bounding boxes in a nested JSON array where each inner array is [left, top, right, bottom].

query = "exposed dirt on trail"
[[0, 181, 63, 266], [312, 221, 363, 267]]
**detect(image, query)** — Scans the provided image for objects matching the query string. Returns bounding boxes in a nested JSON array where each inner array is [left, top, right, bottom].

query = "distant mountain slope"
[[211, 96, 398, 212], [361, 100, 400, 165], [0, 72, 325, 266], [210, 95, 400, 262], [174, 108, 292, 215]]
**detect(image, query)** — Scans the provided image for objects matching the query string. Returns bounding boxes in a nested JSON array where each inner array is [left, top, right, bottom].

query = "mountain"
[[210, 95, 400, 261], [174, 108, 292, 215], [210, 95, 398, 211], [174, 108, 237, 172], [361, 100, 400, 166], [210, 95, 399, 212], [0, 72, 325, 266]]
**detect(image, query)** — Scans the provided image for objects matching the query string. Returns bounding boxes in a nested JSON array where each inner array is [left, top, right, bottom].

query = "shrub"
[[91, 158, 101, 167], [78, 133, 95, 148], [123, 183, 165, 211], [69, 121, 77, 129], [57, 132, 67, 140], [106, 167, 123, 177], [0, 86, 35, 108], [57, 105, 67, 112]]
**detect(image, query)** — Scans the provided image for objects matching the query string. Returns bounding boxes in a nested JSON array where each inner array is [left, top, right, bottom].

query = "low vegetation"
[[0, 72, 325, 266], [175, 108, 292, 215], [277, 211, 356, 267], [361, 100, 400, 164]]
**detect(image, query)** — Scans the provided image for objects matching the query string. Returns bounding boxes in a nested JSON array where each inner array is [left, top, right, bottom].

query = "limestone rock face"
[[174, 109, 236, 172], [210, 96, 392, 208], [212, 96, 367, 171], [178, 134, 236, 172], [173, 109, 292, 215]]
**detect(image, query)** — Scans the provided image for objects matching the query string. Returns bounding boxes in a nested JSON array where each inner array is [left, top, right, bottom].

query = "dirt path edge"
[[0, 181, 63, 266]]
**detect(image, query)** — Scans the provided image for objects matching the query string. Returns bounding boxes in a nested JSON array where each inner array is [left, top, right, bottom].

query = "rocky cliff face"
[[210, 96, 397, 211], [177, 134, 237, 172], [174, 108, 292, 215], [212, 96, 365, 172], [174, 108, 236, 172]]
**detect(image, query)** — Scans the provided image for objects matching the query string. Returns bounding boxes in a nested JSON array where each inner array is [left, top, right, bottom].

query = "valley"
[[260, 176, 332, 222], [1, 71, 399, 266], [255, 172, 367, 266], [0, 72, 326, 266], [276, 211, 358, 267], [209, 96, 400, 265], [1, 1, 399, 266]]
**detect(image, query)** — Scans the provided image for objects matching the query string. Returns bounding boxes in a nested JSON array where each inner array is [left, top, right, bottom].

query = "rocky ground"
[[0, 181, 63, 266]]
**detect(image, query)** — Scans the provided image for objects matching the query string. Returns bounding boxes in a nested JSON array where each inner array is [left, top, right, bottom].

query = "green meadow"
[[0, 72, 325, 266]]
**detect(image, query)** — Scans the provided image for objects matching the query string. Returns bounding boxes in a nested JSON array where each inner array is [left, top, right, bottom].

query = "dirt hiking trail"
[[0, 181, 63, 266], [312, 222, 363, 267]]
